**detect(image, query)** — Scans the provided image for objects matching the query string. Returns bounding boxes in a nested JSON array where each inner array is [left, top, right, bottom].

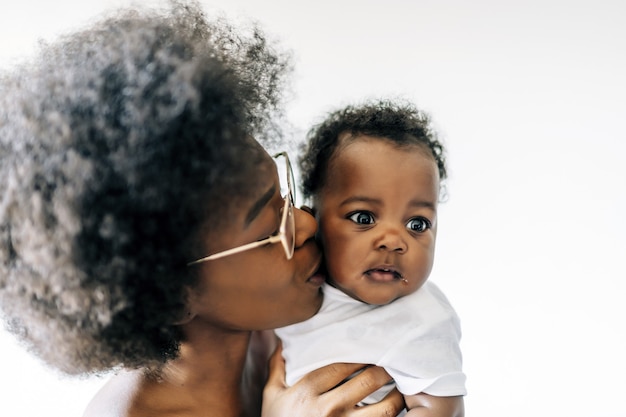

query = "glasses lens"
[[275, 152, 296, 260], [275, 152, 296, 204], [283, 198, 295, 259], [285, 154, 296, 206]]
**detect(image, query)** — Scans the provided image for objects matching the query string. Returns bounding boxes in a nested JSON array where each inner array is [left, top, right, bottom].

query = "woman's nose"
[[375, 226, 408, 253], [293, 206, 318, 248]]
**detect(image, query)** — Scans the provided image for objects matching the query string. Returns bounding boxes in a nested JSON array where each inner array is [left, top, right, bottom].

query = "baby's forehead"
[[334, 132, 435, 161], [329, 138, 438, 178]]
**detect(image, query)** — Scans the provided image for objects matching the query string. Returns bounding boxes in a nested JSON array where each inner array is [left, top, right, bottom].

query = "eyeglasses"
[[188, 152, 296, 265]]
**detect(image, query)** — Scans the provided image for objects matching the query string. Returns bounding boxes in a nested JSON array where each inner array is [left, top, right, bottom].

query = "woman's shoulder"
[[82, 370, 143, 417]]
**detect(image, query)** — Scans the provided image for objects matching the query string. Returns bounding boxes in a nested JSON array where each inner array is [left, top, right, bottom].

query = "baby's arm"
[[404, 393, 464, 417]]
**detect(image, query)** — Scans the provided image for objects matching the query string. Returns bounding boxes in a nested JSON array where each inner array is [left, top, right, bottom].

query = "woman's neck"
[[131, 321, 257, 417], [174, 321, 252, 387]]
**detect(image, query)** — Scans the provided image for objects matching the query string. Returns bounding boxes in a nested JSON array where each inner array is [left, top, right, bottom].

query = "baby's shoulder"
[[400, 281, 460, 322]]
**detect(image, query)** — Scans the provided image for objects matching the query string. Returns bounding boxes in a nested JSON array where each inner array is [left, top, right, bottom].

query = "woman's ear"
[[173, 309, 196, 325], [173, 287, 198, 325]]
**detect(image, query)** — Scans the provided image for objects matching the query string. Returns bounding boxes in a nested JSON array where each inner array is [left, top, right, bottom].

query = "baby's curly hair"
[[299, 100, 447, 202], [0, 1, 290, 375]]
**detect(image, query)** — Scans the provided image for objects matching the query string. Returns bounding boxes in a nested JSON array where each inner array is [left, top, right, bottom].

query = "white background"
[[1, 1, 625, 416]]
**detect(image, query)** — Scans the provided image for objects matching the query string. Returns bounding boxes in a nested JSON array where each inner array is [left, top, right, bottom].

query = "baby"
[[275, 100, 466, 416]]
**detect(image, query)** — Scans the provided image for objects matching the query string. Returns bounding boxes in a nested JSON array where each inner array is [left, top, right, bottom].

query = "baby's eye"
[[348, 211, 375, 225], [407, 217, 431, 233]]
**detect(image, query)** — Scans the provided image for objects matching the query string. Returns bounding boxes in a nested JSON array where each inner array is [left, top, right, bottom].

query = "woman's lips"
[[306, 257, 325, 287], [306, 272, 325, 287]]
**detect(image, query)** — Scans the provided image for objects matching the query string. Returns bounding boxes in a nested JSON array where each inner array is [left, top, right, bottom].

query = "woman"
[[0, 1, 402, 416]]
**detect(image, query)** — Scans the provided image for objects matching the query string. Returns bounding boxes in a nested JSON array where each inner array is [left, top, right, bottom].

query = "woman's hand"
[[263, 342, 405, 417]]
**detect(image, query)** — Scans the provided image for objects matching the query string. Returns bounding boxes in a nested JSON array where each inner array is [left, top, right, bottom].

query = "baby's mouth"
[[365, 267, 404, 282]]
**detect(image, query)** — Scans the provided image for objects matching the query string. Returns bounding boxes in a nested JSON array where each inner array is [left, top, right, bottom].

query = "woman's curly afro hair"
[[299, 99, 447, 203], [0, 0, 291, 375]]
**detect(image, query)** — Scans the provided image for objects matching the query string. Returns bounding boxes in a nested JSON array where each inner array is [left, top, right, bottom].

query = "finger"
[[264, 340, 287, 393], [329, 366, 393, 406], [353, 387, 405, 417], [294, 362, 368, 395], [300, 205, 316, 216]]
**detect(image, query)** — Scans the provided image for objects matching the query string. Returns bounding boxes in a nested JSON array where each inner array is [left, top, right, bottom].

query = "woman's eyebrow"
[[245, 184, 277, 227]]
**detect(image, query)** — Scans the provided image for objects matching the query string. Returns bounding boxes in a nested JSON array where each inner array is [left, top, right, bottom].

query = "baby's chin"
[[357, 292, 404, 306], [331, 280, 408, 306]]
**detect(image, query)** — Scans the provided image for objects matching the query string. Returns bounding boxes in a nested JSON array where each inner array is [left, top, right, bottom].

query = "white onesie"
[[275, 281, 466, 408]]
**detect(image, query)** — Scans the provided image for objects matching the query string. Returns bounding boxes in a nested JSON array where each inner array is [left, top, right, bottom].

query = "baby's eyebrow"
[[408, 200, 437, 211], [340, 195, 437, 212], [339, 195, 380, 207], [245, 184, 276, 227]]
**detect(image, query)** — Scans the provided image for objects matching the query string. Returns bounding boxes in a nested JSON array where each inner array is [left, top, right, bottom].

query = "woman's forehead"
[[230, 145, 276, 202]]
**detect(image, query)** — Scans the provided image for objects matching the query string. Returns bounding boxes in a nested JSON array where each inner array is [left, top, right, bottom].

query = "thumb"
[[300, 205, 316, 216], [264, 340, 287, 393]]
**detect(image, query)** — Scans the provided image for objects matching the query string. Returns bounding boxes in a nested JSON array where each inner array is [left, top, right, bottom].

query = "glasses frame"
[[187, 152, 296, 265]]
